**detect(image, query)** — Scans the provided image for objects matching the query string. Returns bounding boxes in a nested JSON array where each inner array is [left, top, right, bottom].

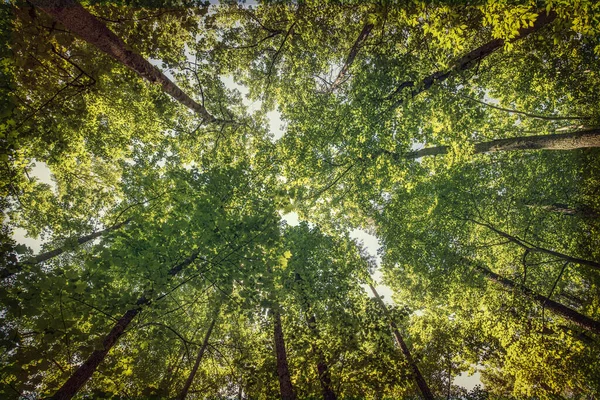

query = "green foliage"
[[1, 1, 600, 399]]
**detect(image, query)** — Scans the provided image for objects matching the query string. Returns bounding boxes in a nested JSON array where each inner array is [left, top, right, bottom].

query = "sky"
[[12, 57, 483, 392]]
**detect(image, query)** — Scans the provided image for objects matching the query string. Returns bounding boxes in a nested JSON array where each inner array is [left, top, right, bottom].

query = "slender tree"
[[474, 264, 600, 335], [369, 285, 435, 400], [30, 0, 220, 123], [177, 304, 221, 400], [294, 272, 336, 400], [328, 22, 374, 92], [470, 219, 600, 271], [387, 11, 556, 110], [47, 252, 201, 400]]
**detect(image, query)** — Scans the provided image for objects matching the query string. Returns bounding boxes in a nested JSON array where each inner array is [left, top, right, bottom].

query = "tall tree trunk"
[[474, 264, 600, 335], [3, 219, 131, 280], [294, 273, 336, 400], [387, 11, 556, 110], [382, 129, 600, 161], [369, 285, 435, 400], [30, 0, 219, 123], [328, 22, 374, 92], [177, 306, 220, 400], [48, 297, 148, 400], [273, 308, 296, 400], [307, 313, 337, 400], [47, 252, 201, 400]]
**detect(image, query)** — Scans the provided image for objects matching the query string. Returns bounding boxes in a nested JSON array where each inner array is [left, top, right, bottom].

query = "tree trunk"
[[475, 264, 600, 335], [294, 272, 336, 400], [47, 252, 201, 400], [3, 219, 131, 280], [31, 0, 219, 123], [47, 297, 148, 400], [307, 314, 337, 400], [388, 11, 556, 110], [382, 129, 600, 161], [273, 308, 296, 400], [177, 307, 220, 400], [329, 22, 374, 92], [369, 285, 435, 400]]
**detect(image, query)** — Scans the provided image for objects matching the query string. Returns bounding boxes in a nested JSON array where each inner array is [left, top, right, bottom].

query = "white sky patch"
[[454, 370, 483, 391], [12, 228, 43, 254], [11, 161, 54, 253], [281, 211, 300, 226], [30, 161, 56, 193], [220, 75, 285, 140]]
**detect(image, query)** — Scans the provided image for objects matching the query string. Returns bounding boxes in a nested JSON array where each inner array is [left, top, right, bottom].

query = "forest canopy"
[[1, 0, 600, 399]]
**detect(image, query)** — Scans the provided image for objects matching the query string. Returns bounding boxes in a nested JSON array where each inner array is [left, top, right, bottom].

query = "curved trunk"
[[31, 0, 218, 122], [329, 22, 374, 92], [369, 285, 435, 400]]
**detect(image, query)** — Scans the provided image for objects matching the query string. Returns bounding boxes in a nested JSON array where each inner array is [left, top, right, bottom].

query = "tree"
[[4, 2, 600, 399], [31, 0, 219, 123]]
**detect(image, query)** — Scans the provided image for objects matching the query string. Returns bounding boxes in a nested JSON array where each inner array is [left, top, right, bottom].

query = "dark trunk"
[[388, 11, 556, 110], [274, 308, 296, 400], [47, 297, 148, 400], [369, 285, 435, 400], [47, 252, 201, 400], [177, 309, 220, 400], [31, 0, 218, 123], [475, 265, 600, 335], [384, 129, 600, 161], [329, 22, 374, 92], [3, 219, 131, 280], [294, 272, 336, 400]]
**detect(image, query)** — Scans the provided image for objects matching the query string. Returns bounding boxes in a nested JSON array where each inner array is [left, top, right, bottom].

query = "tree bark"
[[30, 0, 219, 123], [46, 252, 201, 400], [388, 11, 556, 110], [273, 308, 296, 400], [2, 219, 131, 280], [382, 129, 600, 161], [474, 264, 600, 335], [294, 272, 336, 400], [329, 22, 374, 92], [307, 314, 337, 400], [369, 285, 435, 400], [47, 297, 149, 400], [177, 307, 220, 400]]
